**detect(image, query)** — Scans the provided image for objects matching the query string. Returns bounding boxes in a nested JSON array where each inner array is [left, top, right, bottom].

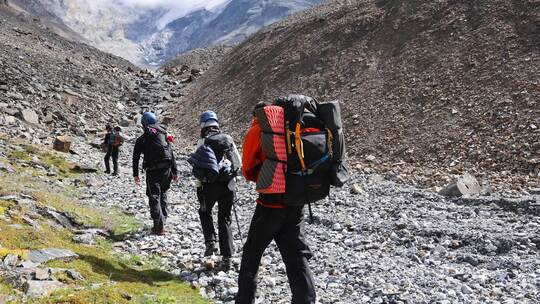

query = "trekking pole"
[[308, 203, 314, 223], [233, 199, 243, 241], [232, 179, 243, 241]]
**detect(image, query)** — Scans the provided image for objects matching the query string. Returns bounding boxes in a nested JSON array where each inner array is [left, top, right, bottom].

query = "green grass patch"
[[0, 280, 15, 296], [0, 199, 14, 216], [7, 148, 32, 162], [6, 144, 41, 162], [32, 190, 140, 237], [39, 281, 207, 304], [0, 174, 141, 238], [0, 218, 206, 304], [0, 137, 206, 303], [23, 144, 40, 155], [40, 151, 75, 178], [119, 253, 144, 267], [4, 138, 78, 178], [118, 253, 165, 269], [0, 248, 29, 260]]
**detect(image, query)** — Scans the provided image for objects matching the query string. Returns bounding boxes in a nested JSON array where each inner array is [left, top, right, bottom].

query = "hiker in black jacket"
[[103, 125, 120, 175], [187, 111, 241, 270], [133, 112, 178, 235]]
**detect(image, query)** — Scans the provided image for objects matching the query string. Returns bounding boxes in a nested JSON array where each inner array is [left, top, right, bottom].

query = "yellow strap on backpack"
[[326, 128, 333, 159], [294, 122, 306, 170]]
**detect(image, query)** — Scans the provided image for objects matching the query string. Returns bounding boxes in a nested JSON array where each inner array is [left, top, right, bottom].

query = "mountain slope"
[[18, 0, 168, 65], [0, 4, 139, 139], [175, 0, 540, 178], [143, 0, 323, 65], [21, 0, 322, 66], [7, 0, 87, 43], [0, 2, 202, 144]]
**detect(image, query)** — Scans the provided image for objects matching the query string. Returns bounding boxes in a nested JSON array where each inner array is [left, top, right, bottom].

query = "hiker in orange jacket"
[[236, 102, 316, 304]]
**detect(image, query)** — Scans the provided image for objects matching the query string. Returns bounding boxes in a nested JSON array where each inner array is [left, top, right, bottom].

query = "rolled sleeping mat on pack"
[[318, 100, 350, 187], [255, 106, 287, 194]]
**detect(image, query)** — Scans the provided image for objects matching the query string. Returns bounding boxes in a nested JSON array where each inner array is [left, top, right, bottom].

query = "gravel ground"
[[66, 126, 540, 304]]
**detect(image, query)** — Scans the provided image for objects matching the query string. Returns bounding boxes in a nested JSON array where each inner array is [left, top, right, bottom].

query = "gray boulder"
[[439, 173, 481, 197], [3, 254, 19, 268], [53, 136, 72, 153], [28, 248, 78, 264], [0, 160, 15, 173], [34, 268, 51, 281], [66, 269, 85, 281], [24, 280, 64, 297], [19, 109, 40, 125]]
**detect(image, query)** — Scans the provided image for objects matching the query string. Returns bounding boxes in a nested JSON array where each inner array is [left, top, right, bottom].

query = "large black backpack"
[[274, 95, 349, 206], [142, 124, 173, 169]]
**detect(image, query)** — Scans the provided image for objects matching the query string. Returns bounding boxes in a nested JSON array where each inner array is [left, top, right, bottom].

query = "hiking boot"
[[220, 257, 231, 271], [104, 170, 111, 174], [151, 226, 165, 236], [112, 171, 118, 176], [152, 219, 164, 235], [204, 242, 217, 256]]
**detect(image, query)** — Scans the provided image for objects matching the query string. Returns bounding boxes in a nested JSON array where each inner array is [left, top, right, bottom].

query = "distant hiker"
[[187, 111, 241, 270], [103, 124, 124, 175], [133, 112, 178, 235], [236, 96, 348, 304]]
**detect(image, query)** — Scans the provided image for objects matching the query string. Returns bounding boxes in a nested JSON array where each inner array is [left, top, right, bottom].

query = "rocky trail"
[[60, 126, 540, 304]]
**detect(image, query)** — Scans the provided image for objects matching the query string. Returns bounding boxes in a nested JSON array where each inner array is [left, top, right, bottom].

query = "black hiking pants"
[[145, 167, 171, 231], [236, 204, 315, 304], [104, 146, 119, 173], [196, 182, 234, 258]]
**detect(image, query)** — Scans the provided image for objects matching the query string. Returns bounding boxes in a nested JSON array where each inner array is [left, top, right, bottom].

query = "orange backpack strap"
[[294, 122, 306, 170], [285, 121, 293, 155]]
